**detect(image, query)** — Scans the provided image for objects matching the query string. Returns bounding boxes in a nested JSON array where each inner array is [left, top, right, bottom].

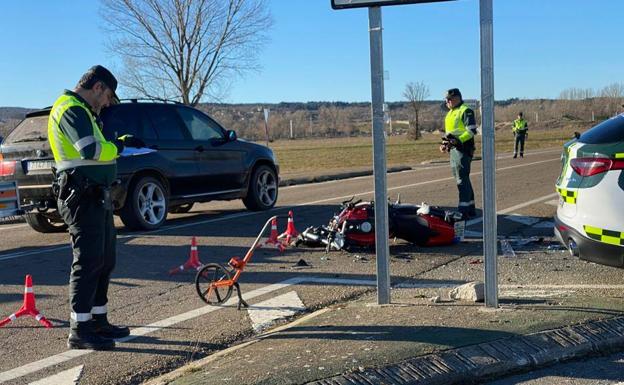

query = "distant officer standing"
[[49, 65, 140, 350], [512, 112, 528, 158], [440, 88, 477, 219]]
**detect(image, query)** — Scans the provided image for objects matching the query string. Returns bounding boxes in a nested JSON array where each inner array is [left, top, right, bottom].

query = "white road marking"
[[28, 365, 83, 385], [505, 214, 540, 226], [500, 289, 574, 298], [247, 291, 306, 332], [545, 199, 559, 206], [465, 192, 559, 227]]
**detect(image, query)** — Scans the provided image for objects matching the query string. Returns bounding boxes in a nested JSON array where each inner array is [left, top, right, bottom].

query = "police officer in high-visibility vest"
[[440, 88, 477, 219], [512, 112, 528, 158], [49, 65, 142, 350]]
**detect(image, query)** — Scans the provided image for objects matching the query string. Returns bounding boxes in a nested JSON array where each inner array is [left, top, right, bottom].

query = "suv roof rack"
[[119, 98, 184, 105]]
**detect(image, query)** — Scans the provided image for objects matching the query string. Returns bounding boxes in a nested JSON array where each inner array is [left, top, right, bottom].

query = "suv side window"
[[101, 105, 141, 141], [145, 104, 189, 141], [176, 106, 224, 141]]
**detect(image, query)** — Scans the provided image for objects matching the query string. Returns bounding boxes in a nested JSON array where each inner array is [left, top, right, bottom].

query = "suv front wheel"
[[120, 176, 169, 231], [243, 165, 278, 211]]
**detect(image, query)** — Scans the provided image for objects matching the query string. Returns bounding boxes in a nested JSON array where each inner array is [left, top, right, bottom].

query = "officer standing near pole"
[[440, 88, 477, 219], [512, 112, 528, 158], [48, 65, 142, 350]]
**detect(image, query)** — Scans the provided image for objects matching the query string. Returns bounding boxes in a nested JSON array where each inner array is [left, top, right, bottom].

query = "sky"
[[0, 0, 622, 108]]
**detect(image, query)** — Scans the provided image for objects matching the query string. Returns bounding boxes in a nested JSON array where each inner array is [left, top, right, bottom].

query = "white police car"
[[554, 114, 624, 267]]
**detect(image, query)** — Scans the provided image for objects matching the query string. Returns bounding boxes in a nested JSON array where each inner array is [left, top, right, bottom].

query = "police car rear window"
[[580, 114, 624, 144]]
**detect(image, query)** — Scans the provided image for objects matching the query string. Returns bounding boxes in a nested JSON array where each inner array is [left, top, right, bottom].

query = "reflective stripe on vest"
[[445, 104, 474, 143], [48, 94, 118, 172]]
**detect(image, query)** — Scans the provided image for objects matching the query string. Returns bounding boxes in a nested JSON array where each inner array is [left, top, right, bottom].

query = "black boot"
[[513, 153, 517, 159], [68, 321, 115, 350], [92, 314, 130, 339]]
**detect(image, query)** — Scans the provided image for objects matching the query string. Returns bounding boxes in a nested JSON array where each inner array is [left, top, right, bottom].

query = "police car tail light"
[[0, 160, 16, 176], [571, 157, 624, 177]]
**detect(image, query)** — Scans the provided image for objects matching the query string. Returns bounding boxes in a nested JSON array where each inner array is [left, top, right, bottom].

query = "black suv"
[[0, 101, 279, 232]]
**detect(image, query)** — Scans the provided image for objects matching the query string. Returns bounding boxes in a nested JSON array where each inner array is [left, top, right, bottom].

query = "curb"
[[279, 166, 412, 187], [308, 316, 624, 385]]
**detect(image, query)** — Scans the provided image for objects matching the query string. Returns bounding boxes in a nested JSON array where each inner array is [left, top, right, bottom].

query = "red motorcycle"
[[297, 197, 463, 252]]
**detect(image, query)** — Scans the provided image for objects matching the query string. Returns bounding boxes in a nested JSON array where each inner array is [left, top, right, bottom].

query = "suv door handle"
[[194, 145, 205, 152]]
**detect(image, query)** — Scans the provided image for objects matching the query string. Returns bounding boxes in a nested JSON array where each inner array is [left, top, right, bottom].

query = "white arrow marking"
[[28, 365, 83, 385], [247, 291, 306, 332]]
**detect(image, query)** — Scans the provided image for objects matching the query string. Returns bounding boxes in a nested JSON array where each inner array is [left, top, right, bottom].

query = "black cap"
[[81, 65, 119, 104], [445, 88, 462, 99]]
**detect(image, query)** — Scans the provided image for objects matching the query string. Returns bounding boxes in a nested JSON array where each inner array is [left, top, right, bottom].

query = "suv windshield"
[[580, 114, 624, 144], [4, 115, 49, 144]]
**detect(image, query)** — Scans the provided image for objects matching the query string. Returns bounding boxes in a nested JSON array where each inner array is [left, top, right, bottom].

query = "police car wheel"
[[120, 176, 168, 230]]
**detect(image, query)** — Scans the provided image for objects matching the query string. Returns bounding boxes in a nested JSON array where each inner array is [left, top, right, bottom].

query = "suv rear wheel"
[[24, 211, 68, 233], [120, 176, 168, 231], [243, 165, 278, 211]]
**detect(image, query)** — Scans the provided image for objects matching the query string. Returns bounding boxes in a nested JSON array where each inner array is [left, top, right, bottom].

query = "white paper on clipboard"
[[120, 147, 156, 157]]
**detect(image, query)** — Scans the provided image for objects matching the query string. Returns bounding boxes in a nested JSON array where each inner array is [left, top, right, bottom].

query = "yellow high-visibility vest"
[[445, 103, 474, 143], [513, 118, 528, 133], [48, 93, 118, 172]]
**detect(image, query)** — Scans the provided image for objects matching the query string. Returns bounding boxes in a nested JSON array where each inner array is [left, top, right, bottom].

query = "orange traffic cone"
[[278, 210, 300, 245], [258, 217, 285, 252], [0, 275, 52, 328], [169, 237, 204, 275]]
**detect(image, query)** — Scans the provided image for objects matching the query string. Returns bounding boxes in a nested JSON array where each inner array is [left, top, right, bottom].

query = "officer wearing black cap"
[[440, 88, 477, 219], [48, 65, 141, 350]]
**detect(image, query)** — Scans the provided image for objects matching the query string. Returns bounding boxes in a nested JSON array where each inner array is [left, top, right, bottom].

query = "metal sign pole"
[[263, 108, 270, 147], [368, 6, 391, 305], [479, 0, 498, 308]]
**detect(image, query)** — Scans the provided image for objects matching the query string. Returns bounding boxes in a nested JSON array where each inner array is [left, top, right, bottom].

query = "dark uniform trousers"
[[449, 147, 475, 216], [514, 132, 527, 156], [57, 171, 116, 325]]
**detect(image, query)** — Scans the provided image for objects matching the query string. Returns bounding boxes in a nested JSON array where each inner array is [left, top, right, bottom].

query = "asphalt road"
[[485, 351, 624, 384], [0, 148, 578, 385]]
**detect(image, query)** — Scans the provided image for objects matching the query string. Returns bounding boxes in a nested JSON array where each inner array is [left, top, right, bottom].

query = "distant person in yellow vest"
[[440, 88, 477, 219], [512, 112, 528, 158], [48, 65, 143, 350]]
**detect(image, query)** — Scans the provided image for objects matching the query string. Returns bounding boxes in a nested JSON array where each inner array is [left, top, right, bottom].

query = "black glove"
[[443, 135, 462, 149], [118, 134, 145, 148]]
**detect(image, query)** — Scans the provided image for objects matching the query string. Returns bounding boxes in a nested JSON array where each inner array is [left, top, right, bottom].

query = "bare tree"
[[101, 0, 272, 105], [559, 87, 595, 100], [403, 81, 430, 140], [599, 83, 624, 98]]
